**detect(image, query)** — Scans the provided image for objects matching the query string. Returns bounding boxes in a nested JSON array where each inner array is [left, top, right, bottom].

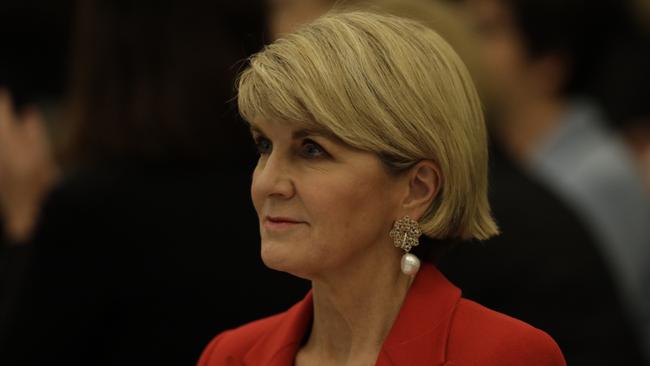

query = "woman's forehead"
[[248, 118, 334, 138]]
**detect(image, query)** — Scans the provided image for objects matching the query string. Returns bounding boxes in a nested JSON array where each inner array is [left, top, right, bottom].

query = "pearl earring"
[[389, 216, 422, 276]]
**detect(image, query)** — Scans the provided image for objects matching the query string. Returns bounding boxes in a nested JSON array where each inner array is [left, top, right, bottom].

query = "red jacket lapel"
[[241, 293, 313, 365], [241, 264, 461, 365], [379, 264, 461, 365]]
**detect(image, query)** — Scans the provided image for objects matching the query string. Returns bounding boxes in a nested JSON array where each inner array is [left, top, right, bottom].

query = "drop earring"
[[389, 216, 422, 276]]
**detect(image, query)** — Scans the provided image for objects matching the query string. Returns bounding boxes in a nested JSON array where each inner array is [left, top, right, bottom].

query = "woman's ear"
[[400, 160, 441, 220]]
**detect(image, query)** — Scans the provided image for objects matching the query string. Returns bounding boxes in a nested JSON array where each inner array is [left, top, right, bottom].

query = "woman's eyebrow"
[[247, 123, 342, 144], [292, 128, 340, 142]]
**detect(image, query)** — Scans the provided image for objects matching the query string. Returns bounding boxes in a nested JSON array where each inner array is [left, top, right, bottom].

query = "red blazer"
[[198, 264, 566, 365]]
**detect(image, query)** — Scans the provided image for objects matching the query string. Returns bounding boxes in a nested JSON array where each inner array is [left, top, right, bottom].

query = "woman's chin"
[[260, 242, 314, 280]]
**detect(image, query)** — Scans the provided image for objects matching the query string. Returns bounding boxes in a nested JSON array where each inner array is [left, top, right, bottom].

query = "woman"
[[199, 11, 566, 366]]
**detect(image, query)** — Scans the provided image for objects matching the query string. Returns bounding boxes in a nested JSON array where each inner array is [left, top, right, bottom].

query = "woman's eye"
[[254, 137, 272, 155], [301, 139, 328, 159]]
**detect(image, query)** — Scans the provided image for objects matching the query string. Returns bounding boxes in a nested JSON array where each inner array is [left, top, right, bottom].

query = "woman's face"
[[250, 118, 404, 279]]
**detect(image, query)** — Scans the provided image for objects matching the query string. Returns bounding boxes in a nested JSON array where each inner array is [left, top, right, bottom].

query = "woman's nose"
[[252, 152, 296, 199]]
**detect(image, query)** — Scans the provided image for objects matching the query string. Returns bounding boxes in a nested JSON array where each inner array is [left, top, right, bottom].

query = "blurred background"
[[0, 0, 648, 364]]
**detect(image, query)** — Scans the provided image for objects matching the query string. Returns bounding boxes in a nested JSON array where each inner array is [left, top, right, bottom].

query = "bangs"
[[236, 57, 324, 133]]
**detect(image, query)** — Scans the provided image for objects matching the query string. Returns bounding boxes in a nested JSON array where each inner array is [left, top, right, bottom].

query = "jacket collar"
[[242, 264, 461, 365]]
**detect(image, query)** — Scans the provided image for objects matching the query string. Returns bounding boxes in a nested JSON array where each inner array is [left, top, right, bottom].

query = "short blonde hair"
[[238, 11, 499, 240]]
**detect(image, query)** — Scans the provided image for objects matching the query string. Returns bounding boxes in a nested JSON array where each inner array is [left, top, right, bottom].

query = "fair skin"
[[250, 117, 440, 365], [464, 0, 568, 161]]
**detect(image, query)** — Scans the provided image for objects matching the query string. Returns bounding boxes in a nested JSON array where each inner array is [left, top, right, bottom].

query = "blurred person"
[[199, 11, 566, 365], [457, 0, 650, 361], [0, 1, 70, 351], [0, 97, 59, 243], [590, 19, 650, 194], [587, 15, 650, 361], [441, 143, 648, 365], [264, 0, 647, 363], [0, 1, 70, 243], [0, 0, 309, 364]]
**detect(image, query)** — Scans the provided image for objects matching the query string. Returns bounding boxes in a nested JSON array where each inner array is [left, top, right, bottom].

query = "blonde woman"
[[199, 11, 565, 366]]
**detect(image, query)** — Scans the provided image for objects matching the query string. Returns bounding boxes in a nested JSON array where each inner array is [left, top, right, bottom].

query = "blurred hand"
[[0, 89, 60, 243]]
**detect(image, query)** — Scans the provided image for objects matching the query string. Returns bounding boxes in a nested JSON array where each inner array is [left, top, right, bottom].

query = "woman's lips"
[[263, 216, 306, 230]]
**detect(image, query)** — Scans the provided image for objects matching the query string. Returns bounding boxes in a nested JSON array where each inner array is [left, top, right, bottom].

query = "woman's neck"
[[296, 245, 414, 365]]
